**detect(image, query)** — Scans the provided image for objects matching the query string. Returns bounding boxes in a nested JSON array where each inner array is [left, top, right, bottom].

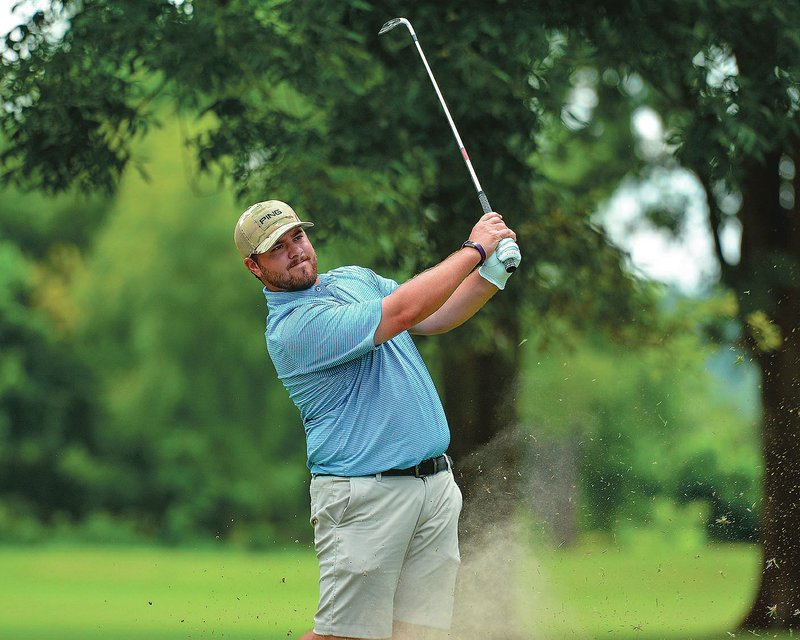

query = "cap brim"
[[252, 221, 314, 255]]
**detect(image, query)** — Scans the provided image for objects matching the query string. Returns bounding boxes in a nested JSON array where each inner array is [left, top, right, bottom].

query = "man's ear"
[[244, 256, 263, 280]]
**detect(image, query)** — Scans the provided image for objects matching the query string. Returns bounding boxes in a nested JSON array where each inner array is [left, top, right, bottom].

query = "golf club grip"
[[477, 190, 492, 214], [496, 238, 519, 273], [477, 192, 519, 273]]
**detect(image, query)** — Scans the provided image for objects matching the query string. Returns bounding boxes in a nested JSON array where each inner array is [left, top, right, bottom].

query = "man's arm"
[[374, 212, 515, 345], [410, 238, 522, 335], [409, 270, 497, 335]]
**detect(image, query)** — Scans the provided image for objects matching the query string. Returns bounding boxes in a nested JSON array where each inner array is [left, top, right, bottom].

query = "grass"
[[0, 538, 789, 639], [524, 540, 766, 639], [0, 544, 317, 639]]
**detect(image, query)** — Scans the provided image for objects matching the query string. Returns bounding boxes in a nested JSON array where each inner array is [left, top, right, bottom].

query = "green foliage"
[[0, 0, 642, 331], [537, 0, 800, 294], [64, 117, 310, 544], [0, 199, 101, 532], [519, 292, 761, 542], [0, 109, 319, 544]]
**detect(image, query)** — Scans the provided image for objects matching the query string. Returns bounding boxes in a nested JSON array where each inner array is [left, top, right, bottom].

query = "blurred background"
[[1, 1, 798, 638]]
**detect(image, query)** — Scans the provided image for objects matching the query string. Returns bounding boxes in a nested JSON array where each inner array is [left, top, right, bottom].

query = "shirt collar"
[[263, 272, 334, 306]]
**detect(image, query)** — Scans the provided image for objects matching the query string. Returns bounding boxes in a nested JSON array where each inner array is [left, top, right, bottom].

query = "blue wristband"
[[461, 240, 486, 266]]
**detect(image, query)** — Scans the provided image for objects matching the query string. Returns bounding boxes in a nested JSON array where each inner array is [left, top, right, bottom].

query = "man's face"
[[245, 227, 318, 292]]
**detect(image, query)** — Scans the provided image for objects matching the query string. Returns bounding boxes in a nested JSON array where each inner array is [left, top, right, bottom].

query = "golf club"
[[379, 17, 520, 272]]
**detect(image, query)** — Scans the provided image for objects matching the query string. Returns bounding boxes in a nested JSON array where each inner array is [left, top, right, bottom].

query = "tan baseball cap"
[[234, 200, 314, 258]]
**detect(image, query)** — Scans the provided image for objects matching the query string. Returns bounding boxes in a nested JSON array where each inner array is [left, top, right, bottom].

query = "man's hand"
[[468, 212, 516, 256], [479, 238, 522, 290]]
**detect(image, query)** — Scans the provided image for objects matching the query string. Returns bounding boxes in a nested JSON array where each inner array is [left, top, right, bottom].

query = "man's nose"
[[287, 242, 303, 258]]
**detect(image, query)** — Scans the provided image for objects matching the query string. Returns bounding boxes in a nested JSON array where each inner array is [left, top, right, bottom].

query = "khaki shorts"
[[309, 470, 462, 639]]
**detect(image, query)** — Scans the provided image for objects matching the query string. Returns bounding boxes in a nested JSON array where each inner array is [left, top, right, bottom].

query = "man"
[[234, 200, 520, 640]]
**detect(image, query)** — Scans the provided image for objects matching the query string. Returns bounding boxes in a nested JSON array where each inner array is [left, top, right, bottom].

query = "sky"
[[601, 173, 719, 293], [2, 1, 36, 30], [0, 3, 723, 294]]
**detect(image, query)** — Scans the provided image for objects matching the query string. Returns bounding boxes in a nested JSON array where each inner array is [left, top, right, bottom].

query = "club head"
[[378, 17, 415, 38]]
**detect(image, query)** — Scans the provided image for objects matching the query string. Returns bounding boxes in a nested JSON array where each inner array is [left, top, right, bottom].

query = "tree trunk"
[[742, 318, 800, 629], [439, 322, 522, 508], [739, 151, 800, 630]]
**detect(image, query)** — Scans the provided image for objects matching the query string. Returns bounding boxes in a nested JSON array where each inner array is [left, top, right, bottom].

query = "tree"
[[534, 0, 800, 630], [0, 0, 642, 513], [0, 191, 102, 537], [69, 118, 316, 543]]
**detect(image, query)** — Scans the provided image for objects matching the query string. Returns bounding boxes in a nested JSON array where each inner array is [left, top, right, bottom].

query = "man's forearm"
[[410, 270, 498, 335], [375, 247, 482, 344], [375, 211, 517, 345]]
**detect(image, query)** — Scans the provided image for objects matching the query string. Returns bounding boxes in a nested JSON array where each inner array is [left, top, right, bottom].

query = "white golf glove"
[[479, 239, 521, 290]]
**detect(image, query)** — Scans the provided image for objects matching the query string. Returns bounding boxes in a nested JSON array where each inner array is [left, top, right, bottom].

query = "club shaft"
[[383, 18, 518, 271], [410, 37, 488, 208]]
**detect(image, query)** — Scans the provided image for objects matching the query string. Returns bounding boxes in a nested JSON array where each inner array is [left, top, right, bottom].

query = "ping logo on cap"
[[257, 209, 286, 227]]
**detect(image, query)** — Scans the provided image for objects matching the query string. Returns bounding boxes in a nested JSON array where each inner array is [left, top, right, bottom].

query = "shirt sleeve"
[[272, 298, 383, 373], [371, 271, 399, 296]]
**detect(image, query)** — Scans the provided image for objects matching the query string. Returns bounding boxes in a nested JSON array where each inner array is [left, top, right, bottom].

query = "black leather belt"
[[380, 454, 452, 478]]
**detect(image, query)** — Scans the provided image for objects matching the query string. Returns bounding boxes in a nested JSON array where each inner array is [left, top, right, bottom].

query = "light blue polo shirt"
[[263, 265, 450, 476]]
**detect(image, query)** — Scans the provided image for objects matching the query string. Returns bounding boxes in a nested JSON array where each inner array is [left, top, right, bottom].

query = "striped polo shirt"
[[263, 265, 450, 476]]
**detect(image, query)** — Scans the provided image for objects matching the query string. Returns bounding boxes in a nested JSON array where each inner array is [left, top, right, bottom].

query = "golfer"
[[235, 200, 520, 640]]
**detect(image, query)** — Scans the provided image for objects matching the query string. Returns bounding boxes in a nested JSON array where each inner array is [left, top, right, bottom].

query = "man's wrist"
[[461, 240, 486, 266]]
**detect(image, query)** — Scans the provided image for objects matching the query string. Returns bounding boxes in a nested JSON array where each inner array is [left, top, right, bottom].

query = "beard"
[[261, 255, 319, 292]]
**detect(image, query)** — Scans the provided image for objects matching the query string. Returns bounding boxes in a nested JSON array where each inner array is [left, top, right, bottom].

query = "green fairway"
[[0, 540, 781, 639], [0, 545, 317, 639], [524, 541, 765, 639]]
